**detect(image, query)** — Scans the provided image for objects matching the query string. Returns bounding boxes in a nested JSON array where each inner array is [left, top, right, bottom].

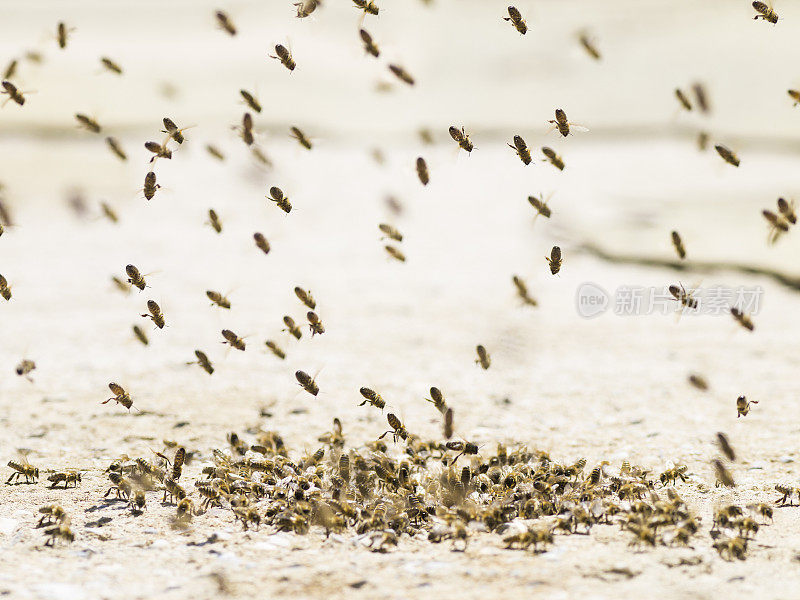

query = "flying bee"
[[129, 489, 146, 513], [548, 109, 587, 137], [283, 316, 303, 339], [307, 311, 325, 335], [56, 22, 73, 49], [388, 64, 415, 85], [716, 432, 736, 462], [47, 472, 81, 489], [503, 6, 527, 34], [3, 59, 16, 80], [449, 126, 473, 153], [188, 350, 214, 375], [688, 373, 708, 391], [777, 197, 797, 224], [788, 89, 800, 106], [528, 195, 551, 219], [264, 340, 286, 359], [416, 157, 430, 185], [132, 324, 149, 346], [144, 140, 172, 162], [240, 89, 261, 113], [37, 505, 68, 527], [578, 32, 601, 60], [268, 186, 292, 213], [100, 57, 122, 75], [15, 359, 36, 381], [668, 282, 698, 310], [125, 264, 147, 291], [1, 80, 27, 106], [692, 82, 710, 113], [713, 459, 735, 488], [546, 246, 562, 275], [379, 413, 408, 443], [714, 144, 739, 167], [235, 112, 254, 146], [206, 290, 231, 309], [206, 209, 222, 233], [379, 223, 403, 242], [294, 286, 316, 309], [215, 11, 237, 35], [143, 171, 160, 201], [512, 275, 537, 307], [171, 447, 185, 481], [104, 137, 127, 161], [674, 88, 692, 111], [111, 276, 130, 295], [385, 245, 406, 262], [354, 0, 379, 15], [0, 274, 10, 300], [75, 114, 101, 133], [697, 131, 709, 151], [541, 146, 565, 170], [103, 382, 133, 410], [360, 29, 380, 57], [508, 135, 532, 165], [296, 370, 319, 396], [294, 0, 319, 18], [671, 231, 686, 259], [271, 44, 296, 71], [221, 329, 245, 351], [6, 459, 39, 483], [736, 395, 758, 418], [359, 387, 386, 410], [446, 441, 479, 464], [206, 144, 225, 161], [762, 209, 790, 244], [141, 300, 165, 329], [730, 307, 754, 332], [44, 524, 74, 546], [253, 232, 270, 254], [443, 407, 454, 439], [475, 344, 491, 369], [161, 117, 190, 144], [251, 146, 273, 167], [290, 126, 312, 150], [752, 1, 778, 23]]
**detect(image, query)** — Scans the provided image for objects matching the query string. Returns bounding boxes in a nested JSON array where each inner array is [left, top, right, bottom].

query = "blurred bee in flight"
[[528, 195, 551, 219], [132, 325, 149, 346], [388, 64, 414, 86], [290, 126, 312, 150], [268, 186, 291, 213], [253, 232, 270, 254], [15, 359, 36, 381], [296, 370, 319, 396], [692, 82, 710, 113], [578, 32, 601, 60], [100, 57, 123, 75], [206, 144, 225, 161], [671, 231, 686, 260], [512, 275, 538, 307], [143, 172, 160, 201], [475, 345, 491, 370], [221, 329, 246, 351], [503, 7, 527, 35], [295, 287, 316, 309], [353, 0, 379, 16], [125, 264, 147, 291], [144, 140, 171, 162], [714, 144, 739, 167], [161, 117, 190, 144], [548, 109, 588, 137], [215, 11, 237, 35], [675, 88, 692, 111], [762, 207, 790, 244], [236, 113, 254, 146], [379, 223, 402, 242], [271, 45, 296, 72], [385, 246, 406, 262], [730, 307, 754, 332], [240, 90, 261, 113], [360, 29, 380, 57], [668, 283, 698, 310], [206, 209, 222, 233], [1, 81, 27, 106], [359, 387, 385, 410], [57, 22, 74, 49], [283, 316, 303, 339], [294, 0, 320, 18], [508, 135, 532, 165], [541, 147, 565, 171], [546, 246, 562, 275], [207, 290, 231, 309], [75, 114, 101, 133], [307, 311, 325, 336], [188, 350, 214, 375], [752, 1, 778, 24], [265, 340, 286, 359], [449, 126, 473, 153], [788, 90, 800, 106], [105, 137, 127, 161]]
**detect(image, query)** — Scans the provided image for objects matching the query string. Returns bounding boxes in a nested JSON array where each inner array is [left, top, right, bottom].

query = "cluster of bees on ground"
[[0, 0, 796, 563]]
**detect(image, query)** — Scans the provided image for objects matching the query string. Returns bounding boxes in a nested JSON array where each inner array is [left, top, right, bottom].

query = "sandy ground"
[[3, 1, 800, 599]]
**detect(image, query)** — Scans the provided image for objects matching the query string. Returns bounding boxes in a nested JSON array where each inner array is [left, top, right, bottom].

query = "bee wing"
[[570, 124, 590, 133]]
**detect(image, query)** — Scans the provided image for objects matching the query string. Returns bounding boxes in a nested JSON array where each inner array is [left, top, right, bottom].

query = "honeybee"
[[176, 497, 195, 522], [775, 484, 795, 506], [674, 88, 692, 111], [144, 140, 171, 162], [271, 45, 296, 71], [546, 246, 562, 275], [47, 472, 81, 489], [503, 6, 527, 34], [736, 395, 757, 418], [235, 112, 254, 146], [512, 275, 538, 307], [416, 157, 430, 185], [716, 433, 736, 462], [189, 350, 214, 375], [141, 300, 165, 329], [762, 209, 790, 244], [221, 329, 246, 351], [44, 524, 74, 546], [3, 60, 16, 80], [103, 382, 134, 410], [425, 387, 448, 414], [143, 171, 160, 201], [171, 447, 185, 481], [788, 89, 800, 106], [548, 109, 587, 137], [671, 231, 686, 259], [215, 11, 237, 35], [125, 264, 147, 291], [294, 287, 316, 309], [37, 505, 68, 527], [103, 136, 127, 161], [100, 57, 123, 75], [578, 32, 601, 60], [747, 503, 773, 522], [714, 144, 739, 167], [161, 117, 189, 145], [446, 440, 479, 464], [475, 344, 491, 369], [283, 316, 302, 339], [0, 274, 10, 300], [268, 186, 292, 213], [668, 282, 698, 310], [296, 370, 319, 396], [132, 324, 149, 346], [129, 489, 146, 513], [360, 29, 380, 57], [388, 64, 415, 86], [206, 209, 222, 233], [6, 459, 39, 484], [111, 276, 130, 295], [508, 135, 532, 165], [379, 223, 403, 242], [206, 144, 225, 161], [688, 373, 708, 391], [56, 22, 73, 49], [697, 131, 709, 151], [443, 407, 454, 439], [290, 126, 312, 150], [307, 311, 325, 335], [15, 359, 36, 381], [240, 90, 261, 113], [730, 307, 754, 332], [75, 114, 101, 133], [692, 82, 710, 113], [207, 290, 231, 309], [449, 126, 473, 153], [265, 340, 286, 359], [359, 387, 386, 410], [354, 0, 379, 15], [752, 1, 778, 23], [1, 80, 27, 106], [541, 147, 565, 170], [385, 245, 406, 262], [379, 413, 408, 442], [253, 232, 270, 254], [713, 459, 735, 488], [777, 197, 797, 224], [659, 463, 688, 486], [251, 146, 272, 166], [294, 0, 320, 18], [528, 195, 551, 219]]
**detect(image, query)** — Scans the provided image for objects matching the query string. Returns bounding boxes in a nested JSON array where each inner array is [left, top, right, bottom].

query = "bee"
[[0, 274, 10, 300], [578, 32, 601, 60], [688, 373, 708, 391], [508, 135, 532, 165], [762, 209, 790, 244], [129, 489, 146, 513], [379, 413, 408, 442], [144, 140, 172, 162], [736, 395, 757, 418], [294, 0, 319, 18], [283, 316, 303, 339], [449, 126, 473, 153], [692, 82, 710, 113], [47, 472, 81, 489], [512, 275, 537, 307], [132, 324, 149, 346], [75, 114, 101, 133], [102, 137, 127, 162], [6, 459, 39, 484], [359, 387, 386, 410], [388, 64, 415, 86], [111, 276, 130, 295], [546, 246, 562, 275], [354, 0, 379, 16], [44, 524, 74, 546], [296, 370, 319, 396], [752, 1, 778, 23], [176, 497, 195, 522], [548, 109, 587, 137], [189, 350, 214, 375], [385, 245, 406, 262], [268, 186, 292, 213], [103, 382, 134, 410], [714, 144, 740, 167], [240, 90, 262, 113], [668, 282, 698, 310], [253, 232, 270, 254], [141, 300, 165, 329], [221, 329, 246, 351], [541, 147, 565, 170], [674, 88, 692, 111], [1, 80, 26, 106], [713, 459, 735, 488], [716, 433, 736, 462], [143, 171, 160, 201], [788, 89, 800, 106], [777, 197, 797, 224], [748, 503, 773, 522], [271, 45, 296, 71], [161, 117, 189, 145], [206, 209, 222, 233], [443, 407, 454, 439], [125, 264, 147, 291], [100, 57, 122, 75], [659, 463, 687, 486], [251, 145, 273, 167], [264, 340, 286, 359], [697, 131, 709, 151], [56, 22, 72, 49], [3, 59, 17, 80], [528, 195, 551, 219], [379, 223, 403, 242], [215, 11, 237, 35], [236, 112, 255, 146], [294, 287, 316, 309], [446, 441, 479, 464], [360, 29, 380, 57], [172, 447, 185, 480], [503, 6, 527, 34], [338, 454, 350, 483], [775, 484, 795, 506], [15, 359, 36, 381], [416, 157, 430, 185], [206, 144, 225, 161], [206, 290, 231, 309], [730, 307, 754, 332], [475, 344, 491, 370], [290, 126, 312, 150], [307, 311, 325, 335], [37, 505, 68, 527], [671, 231, 686, 260]]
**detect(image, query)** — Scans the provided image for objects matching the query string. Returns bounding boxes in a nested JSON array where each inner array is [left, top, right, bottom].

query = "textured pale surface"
[[2, 1, 800, 599]]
